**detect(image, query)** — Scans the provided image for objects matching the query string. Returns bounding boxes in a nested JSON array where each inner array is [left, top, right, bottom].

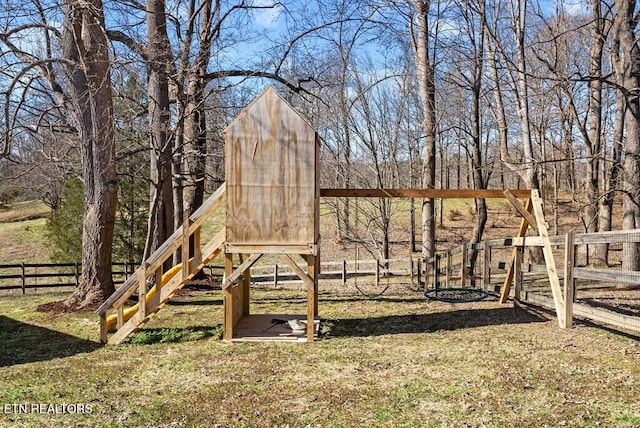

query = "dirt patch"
[[36, 299, 78, 313]]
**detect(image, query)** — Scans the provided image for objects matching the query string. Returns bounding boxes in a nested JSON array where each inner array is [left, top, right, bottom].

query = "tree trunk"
[[144, 0, 175, 261], [615, 0, 640, 270], [62, 0, 118, 309], [413, 0, 437, 261], [594, 37, 625, 267]]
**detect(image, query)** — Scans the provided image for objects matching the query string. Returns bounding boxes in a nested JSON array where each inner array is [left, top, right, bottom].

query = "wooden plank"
[[225, 243, 317, 255], [222, 254, 262, 289], [573, 267, 640, 284], [572, 229, 640, 245], [531, 189, 566, 328], [230, 314, 319, 342], [564, 230, 575, 329], [521, 293, 640, 334], [499, 198, 533, 303], [281, 254, 315, 289], [320, 188, 532, 199], [504, 190, 538, 231], [201, 229, 226, 265]]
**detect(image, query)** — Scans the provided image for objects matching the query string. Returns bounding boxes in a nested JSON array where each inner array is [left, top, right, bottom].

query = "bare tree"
[[410, 0, 437, 260], [61, 0, 118, 308], [614, 0, 640, 270]]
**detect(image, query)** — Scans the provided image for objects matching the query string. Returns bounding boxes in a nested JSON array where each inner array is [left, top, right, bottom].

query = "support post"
[[564, 230, 575, 329], [138, 263, 147, 318], [239, 254, 251, 317], [181, 213, 190, 281], [223, 253, 234, 341], [306, 254, 318, 342], [99, 313, 108, 344], [514, 246, 523, 303]]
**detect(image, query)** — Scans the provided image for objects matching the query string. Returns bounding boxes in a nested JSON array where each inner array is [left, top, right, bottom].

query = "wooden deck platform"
[[231, 314, 320, 342]]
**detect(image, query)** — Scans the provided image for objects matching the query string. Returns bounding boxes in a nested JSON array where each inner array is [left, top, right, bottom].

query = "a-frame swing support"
[[321, 187, 569, 330], [499, 189, 567, 328]]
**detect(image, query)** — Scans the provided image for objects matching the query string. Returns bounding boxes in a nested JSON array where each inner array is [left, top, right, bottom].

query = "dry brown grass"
[[0, 288, 639, 427]]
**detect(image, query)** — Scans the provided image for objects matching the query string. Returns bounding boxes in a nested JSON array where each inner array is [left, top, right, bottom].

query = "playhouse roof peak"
[[224, 86, 316, 133]]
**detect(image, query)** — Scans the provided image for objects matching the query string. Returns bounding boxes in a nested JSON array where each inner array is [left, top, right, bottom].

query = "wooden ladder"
[[96, 184, 226, 344]]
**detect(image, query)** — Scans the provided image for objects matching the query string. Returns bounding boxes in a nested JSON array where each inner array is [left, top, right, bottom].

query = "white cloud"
[[560, 0, 589, 16], [252, 0, 283, 28]]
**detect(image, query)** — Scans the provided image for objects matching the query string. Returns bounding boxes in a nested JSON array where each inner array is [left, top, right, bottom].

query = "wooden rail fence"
[[0, 262, 136, 293], [424, 229, 640, 334]]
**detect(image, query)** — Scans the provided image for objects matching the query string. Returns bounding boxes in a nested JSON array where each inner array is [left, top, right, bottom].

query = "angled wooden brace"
[[499, 195, 534, 303], [222, 253, 262, 289], [281, 254, 315, 288]]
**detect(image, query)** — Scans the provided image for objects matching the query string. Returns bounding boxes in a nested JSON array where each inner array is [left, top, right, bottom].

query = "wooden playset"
[[97, 87, 569, 344]]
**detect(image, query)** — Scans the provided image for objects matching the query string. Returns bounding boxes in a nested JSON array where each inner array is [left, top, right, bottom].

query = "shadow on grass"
[[122, 324, 223, 345], [0, 315, 101, 367], [325, 307, 547, 338]]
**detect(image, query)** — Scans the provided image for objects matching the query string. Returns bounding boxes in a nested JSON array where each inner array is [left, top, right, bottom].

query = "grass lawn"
[[1, 286, 639, 427]]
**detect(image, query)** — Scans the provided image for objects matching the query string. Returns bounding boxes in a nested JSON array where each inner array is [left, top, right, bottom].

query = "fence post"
[[483, 240, 490, 291], [563, 230, 575, 329], [273, 263, 279, 287], [417, 258, 423, 288], [21, 262, 25, 294], [410, 257, 415, 286], [342, 260, 347, 286], [460, 243, 468, 288], [433, 255, 439, 289], [375, 260, 380, 286], [74, 262, 80, 287], [443, 251, 450, 288]]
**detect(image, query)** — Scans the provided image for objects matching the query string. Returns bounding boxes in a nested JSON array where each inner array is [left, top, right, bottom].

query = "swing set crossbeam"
[[320, 188, 532, 199]]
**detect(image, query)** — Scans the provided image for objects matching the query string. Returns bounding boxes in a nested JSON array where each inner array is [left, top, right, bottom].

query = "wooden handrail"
[[97, 183, 226, 315]]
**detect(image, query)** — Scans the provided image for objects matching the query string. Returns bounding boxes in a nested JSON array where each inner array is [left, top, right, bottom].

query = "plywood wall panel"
[[225, 87, 319, 251]]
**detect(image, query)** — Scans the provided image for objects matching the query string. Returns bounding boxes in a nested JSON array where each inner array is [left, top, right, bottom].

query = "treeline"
[[0, 0, 639, 307]]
